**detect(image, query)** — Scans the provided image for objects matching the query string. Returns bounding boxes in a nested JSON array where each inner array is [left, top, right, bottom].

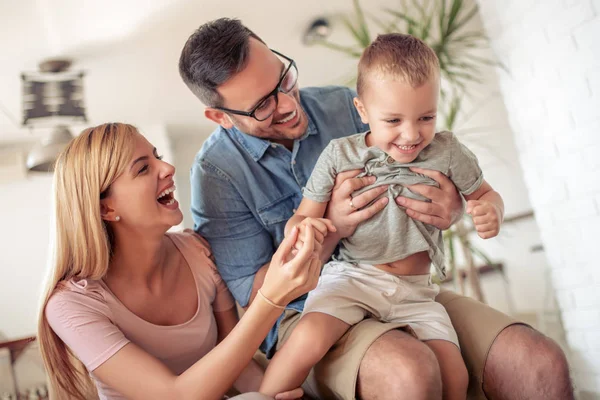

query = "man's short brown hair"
[[357, 33, 439, 97], [179, 18, 264, 107]]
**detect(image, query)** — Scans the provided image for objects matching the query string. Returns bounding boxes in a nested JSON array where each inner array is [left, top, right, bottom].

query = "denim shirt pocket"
[[256, 192, 300, 241]]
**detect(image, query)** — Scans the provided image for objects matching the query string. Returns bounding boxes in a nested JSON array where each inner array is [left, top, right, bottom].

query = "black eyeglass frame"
[[212, 50, 298, 122]]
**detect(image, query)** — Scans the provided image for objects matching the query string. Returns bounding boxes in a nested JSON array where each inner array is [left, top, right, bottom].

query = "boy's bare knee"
[[284, 315, 341, 365]]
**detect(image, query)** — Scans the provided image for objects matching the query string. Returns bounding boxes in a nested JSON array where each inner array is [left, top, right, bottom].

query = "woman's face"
[[101, 132, 183, 232]]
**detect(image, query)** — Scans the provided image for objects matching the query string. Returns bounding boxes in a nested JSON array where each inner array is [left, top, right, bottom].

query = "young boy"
[[259, 33, 504, 399]]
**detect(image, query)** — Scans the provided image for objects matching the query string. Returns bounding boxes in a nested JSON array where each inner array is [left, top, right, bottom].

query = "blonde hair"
[[37, 123, 138, 399], [357, 33, 439, 97]]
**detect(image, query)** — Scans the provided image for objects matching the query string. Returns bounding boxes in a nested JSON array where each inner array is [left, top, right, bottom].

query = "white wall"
[[170, 132, 213, 230], [441, 7, 553, 318], [476, 0, 600, 396], [0, 124, 174, 339], [0, 175, 53, 339]]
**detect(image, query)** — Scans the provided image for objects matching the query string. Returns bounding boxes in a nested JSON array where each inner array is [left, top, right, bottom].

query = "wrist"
[[258, 281, 289, 308], [493, 203, 504, 223], [257, 289, 286, 310]]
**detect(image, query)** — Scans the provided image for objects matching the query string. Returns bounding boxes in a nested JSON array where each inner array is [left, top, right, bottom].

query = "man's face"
[[210, 39, 308, 143]]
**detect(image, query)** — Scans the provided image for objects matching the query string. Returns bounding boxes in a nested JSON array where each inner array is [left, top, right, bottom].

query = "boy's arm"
[[285, 198, 337, 264], [464, 180, 504, 239], [284, 198, 328, 236]]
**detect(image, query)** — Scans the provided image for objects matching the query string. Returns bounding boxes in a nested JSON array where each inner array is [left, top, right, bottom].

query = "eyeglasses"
[[213, 50, 298, 122]]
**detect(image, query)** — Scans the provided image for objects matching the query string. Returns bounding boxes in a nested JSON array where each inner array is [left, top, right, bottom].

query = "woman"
[[38, 123, 325, 400]]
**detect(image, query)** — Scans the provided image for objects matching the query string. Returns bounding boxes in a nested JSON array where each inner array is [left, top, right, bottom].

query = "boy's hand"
[[466, 200, 502, 239], [291, 218, 336, 257]]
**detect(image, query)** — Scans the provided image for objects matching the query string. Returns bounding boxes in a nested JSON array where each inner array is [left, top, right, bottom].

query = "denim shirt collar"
[[227, 107, 319, 162]]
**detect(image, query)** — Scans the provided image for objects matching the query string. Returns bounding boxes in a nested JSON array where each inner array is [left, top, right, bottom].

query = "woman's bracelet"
[[257, 289, 286, 310]]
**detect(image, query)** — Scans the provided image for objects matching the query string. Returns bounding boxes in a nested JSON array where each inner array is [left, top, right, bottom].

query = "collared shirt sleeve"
[[447, 132, 484, 195], [190, 159, 274, 308], [302, 141, 338, 203]]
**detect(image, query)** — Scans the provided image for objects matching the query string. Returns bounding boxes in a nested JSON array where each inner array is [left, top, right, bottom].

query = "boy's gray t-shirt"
[[303, 131, 483, 279]]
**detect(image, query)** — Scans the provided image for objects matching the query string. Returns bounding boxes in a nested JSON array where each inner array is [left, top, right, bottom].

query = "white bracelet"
[[257, 289, 286, 310]]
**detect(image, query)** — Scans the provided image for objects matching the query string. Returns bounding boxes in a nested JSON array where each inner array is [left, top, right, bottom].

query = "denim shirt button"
[[271, 143, 277, 148], [387, 156, 395, 164]]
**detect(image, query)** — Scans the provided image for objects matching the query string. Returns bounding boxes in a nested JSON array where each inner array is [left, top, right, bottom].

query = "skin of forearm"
[[284, 214, 306, 236], [233, 359, 264, 393], [319, 231, 339, 264], [173, 300, 282, 400], [248, 262, 269, 307], [479, 189, 505, 221]]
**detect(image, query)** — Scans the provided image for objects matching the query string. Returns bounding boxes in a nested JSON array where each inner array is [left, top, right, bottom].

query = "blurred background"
[[0, 0, 598, 398]]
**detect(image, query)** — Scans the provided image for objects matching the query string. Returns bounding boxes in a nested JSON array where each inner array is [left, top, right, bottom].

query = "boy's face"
[[354, 75, 439, 163]]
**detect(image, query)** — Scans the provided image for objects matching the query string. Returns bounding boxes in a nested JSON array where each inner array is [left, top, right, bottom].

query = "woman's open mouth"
[[157, 185, 178, 208]]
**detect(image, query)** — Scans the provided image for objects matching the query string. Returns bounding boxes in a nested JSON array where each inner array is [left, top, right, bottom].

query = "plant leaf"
[[353, 0, 372, 46]]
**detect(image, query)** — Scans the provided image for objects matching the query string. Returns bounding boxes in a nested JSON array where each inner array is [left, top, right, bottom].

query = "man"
[[180, 18, 572, 400]]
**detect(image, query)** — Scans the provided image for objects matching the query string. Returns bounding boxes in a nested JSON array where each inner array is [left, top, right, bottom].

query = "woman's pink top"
[[45, 232, 236, 399]]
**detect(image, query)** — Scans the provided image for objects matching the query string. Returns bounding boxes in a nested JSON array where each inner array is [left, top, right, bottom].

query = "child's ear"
[[205, 108, 234, 129], [353, 97, 369, 124]]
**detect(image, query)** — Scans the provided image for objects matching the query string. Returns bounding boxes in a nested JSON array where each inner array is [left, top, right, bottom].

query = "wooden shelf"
[[441, 263, 504, 284]]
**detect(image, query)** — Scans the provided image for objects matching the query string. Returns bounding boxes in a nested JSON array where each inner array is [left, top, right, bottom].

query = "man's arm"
[[395, 167, 464, 229], [191, 160, 274, 308]]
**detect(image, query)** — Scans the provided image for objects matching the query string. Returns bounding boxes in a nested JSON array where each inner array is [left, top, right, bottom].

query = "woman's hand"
[[275, 387, 304, 399], [261, 226, 322, 307], [291, 217, 336, 255]]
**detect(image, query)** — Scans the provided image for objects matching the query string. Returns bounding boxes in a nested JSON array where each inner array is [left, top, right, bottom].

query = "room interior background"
[[0, 0, 598, 398]]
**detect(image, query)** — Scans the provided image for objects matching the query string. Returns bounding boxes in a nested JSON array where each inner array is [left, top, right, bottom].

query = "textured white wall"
[[477, 0, 600, 395]]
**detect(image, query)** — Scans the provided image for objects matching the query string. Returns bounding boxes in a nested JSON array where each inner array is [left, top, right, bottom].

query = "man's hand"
[[467, 200, 502, 239], [395, 167, 463, 230], [325, 169, 389, 239]]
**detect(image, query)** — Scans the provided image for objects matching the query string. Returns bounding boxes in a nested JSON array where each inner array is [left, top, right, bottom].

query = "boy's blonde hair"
[[357, 33, 440, 96]]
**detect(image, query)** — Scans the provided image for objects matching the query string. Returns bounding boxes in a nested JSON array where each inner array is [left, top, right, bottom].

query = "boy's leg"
[[425, 340, 468, 400], [277, 292, 530, 400], [278, 311, 424, 400], [260, 312, 350, 397]]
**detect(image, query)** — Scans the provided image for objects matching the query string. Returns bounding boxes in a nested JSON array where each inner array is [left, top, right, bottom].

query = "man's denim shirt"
[[191, 86, 368, 357]]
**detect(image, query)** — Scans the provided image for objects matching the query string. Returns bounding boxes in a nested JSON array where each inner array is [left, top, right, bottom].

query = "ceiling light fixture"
[[21, 58, 86, 172]]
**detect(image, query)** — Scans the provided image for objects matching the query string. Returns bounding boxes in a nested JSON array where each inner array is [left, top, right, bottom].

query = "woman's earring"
[[115, 216, 121, 222]]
